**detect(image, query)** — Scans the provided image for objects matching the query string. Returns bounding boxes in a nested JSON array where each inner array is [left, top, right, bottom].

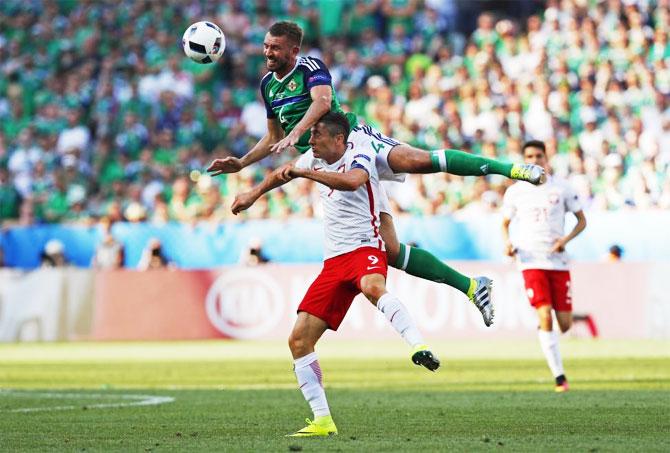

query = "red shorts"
[[521, 269, 572, 312], [298, 247, 388, 330]]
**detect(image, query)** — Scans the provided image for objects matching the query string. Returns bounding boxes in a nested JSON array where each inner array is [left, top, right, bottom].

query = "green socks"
[[430, 149, 513, 177], [392, 243, 473, 296]]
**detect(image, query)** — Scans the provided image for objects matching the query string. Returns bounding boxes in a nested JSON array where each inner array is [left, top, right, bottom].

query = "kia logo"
[[205, 269, 284, 339]]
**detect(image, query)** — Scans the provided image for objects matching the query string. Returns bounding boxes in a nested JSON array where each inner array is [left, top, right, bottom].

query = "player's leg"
[[555, 311, 573, 333], [550, 270, 574, 334], [536, 305, 568, 392], [355, 124, 537, 185], [287, 311, 337, 437], [382, 212, 471, 294], [524, 269, 567, 391], [380, 209, 494, 326], [288, 311, 328, 359], [385, 143, 545, 184], [548, 270, 574, 391], [358, 269, 440, 372], [573, 313, 599, 337], [361, 125, 527, 182], [287, 263, 346, 437], [359, 273, 426, 349]]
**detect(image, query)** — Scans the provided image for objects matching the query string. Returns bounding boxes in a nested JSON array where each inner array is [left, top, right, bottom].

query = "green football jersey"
[[260, 56, 357, 152]]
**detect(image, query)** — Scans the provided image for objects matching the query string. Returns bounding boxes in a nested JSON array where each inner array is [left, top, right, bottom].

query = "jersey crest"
[[259, 56, 357, 152]]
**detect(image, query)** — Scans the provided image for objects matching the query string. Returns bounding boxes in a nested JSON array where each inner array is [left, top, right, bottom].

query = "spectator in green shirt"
[[0, 168, 21, 223]]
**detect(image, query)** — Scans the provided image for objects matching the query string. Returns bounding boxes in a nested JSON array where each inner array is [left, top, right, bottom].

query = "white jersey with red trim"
[[502, 176, 582, 271], [295, 144, 383, 260]]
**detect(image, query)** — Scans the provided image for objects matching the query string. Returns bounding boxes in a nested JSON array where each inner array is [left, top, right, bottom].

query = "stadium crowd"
[[1, 0, 669, 228]]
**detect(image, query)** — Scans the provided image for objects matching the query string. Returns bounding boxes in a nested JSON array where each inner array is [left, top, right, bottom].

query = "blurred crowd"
[[1, 0, 669, 230]]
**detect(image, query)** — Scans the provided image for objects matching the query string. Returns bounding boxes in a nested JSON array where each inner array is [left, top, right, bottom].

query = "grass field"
[[1, 339, 669, 452]]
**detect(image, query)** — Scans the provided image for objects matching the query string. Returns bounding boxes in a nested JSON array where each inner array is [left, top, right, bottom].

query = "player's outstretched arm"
[[270, 85, 332, 154], [291, 167, 369, 191], [551, 210, 587, 253], [231, 161, 296, 215], [208, 119, 284, 176]]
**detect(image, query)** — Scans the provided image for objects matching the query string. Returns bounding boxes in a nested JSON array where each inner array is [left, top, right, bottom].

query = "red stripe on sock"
[[309, 361, 323, 386]]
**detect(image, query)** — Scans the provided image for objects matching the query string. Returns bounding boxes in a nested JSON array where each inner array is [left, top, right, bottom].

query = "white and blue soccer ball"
[[182, 21, 226, 64]]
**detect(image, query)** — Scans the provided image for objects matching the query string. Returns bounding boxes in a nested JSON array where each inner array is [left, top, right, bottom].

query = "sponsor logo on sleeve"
[[308, 74, 330, 84]]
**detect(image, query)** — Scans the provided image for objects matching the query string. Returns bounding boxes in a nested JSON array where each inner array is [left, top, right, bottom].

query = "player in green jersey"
[[206, 21, 537, 323]]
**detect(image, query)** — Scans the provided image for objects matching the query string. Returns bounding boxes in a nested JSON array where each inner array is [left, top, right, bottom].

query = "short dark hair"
[[609, 244, 623, 258], [522, 140, 546, 155], [317, 112, 350, 140], [268, 21, 303, 47]]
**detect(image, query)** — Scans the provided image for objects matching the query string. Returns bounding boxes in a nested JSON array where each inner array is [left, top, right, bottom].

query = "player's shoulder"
[[348, 146, 376, 173], [297, 56, 329, 72], [260, 71, 273, 89], [260, 71, 273, 82]]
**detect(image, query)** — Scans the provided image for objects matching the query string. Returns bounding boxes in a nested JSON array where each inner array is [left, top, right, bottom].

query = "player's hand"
[[231, 192, 256, 215], [207, 157, 243, 176], [551, 238, 567, 253], [278, 163, 298, 182], [288, 166, 305, 178], [504, 242, 516, 257], [270, 131, 300, 154]]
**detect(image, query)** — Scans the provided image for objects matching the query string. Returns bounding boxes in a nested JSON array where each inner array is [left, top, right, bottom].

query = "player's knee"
[[389, 145, 430, 172], [558, 319, 572, 333], [360, 280, 386, 303], [288, 331, 309, 355]]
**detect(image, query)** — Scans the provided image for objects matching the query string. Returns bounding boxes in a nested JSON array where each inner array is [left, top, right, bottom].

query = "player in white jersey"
[[502, 140, 587, 393], [232, 112, 439, 437]]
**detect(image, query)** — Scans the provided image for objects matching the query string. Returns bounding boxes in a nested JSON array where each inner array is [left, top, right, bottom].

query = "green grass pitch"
[[1, 339, 669, 452]]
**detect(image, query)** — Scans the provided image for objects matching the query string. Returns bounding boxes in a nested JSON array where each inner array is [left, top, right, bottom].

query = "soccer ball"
[[182, 21, 226, 64]]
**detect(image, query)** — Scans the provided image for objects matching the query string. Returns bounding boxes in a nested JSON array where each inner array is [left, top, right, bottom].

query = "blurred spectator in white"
[[239, 237, 270, 266], [138, 238, 173, 270], [157, 55, 194, 100], [524, 82, 554, 140], [92, 218, 124, 269], [240, 93, 268, 140], [125, 201, 147, 224], [56, 109, 90, 157], [8, 129, 43, 197], [578, 112, 604, 158], [40, 239, 68, 267]]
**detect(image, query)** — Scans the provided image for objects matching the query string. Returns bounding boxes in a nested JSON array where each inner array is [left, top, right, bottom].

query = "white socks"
[[538, 329, 564, 378], [294, 352, 330, 418], [376, 293, 424, 348]]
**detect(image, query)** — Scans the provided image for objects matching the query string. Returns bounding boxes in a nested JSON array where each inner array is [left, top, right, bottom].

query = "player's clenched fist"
[[279, 163, 298, 181], [207, 157, 243, 176], [231, 192, 256, 215]]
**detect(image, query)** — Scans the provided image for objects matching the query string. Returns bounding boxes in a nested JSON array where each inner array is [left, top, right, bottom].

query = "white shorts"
[[348, 124, 407, 183]]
